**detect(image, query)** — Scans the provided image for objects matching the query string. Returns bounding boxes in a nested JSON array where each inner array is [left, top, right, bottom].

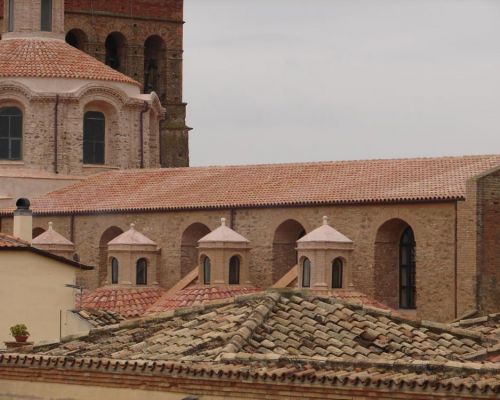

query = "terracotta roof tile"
[[73, 309, 125, 328], [79, 286, 166, 318], [31, 223, 73, 246], [9, 155, 500, 215], [147, 285, 260, 313], [0, 233, 29, 248], [40, 291, 490, 363], [0, 39, 139, 86]]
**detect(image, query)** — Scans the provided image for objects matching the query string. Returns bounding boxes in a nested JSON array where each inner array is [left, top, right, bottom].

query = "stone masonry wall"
[[1, 201, 459, 321]]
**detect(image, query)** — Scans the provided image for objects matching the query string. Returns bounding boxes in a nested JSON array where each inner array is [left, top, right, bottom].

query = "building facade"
[[1, 155, 499, 322]]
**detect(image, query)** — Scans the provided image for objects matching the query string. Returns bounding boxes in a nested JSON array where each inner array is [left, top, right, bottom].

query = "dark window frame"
[[399, 227, 416, 309], [0, 106, 22, 161], [229, 256, 240, 285], [302, 258, 311, 288], [136, 258, 147, 285], [7, 0, 14, 32], [40, 0, 52, 32], [203, 257, 211, 285], [332, 258, 343, 289], [111, 257, 119, 284], [83, 111, 105, 165]]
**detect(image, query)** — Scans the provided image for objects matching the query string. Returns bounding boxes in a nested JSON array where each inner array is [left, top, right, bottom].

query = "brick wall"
[[1, 201, 459, 321], [477, 167, 500, 314]]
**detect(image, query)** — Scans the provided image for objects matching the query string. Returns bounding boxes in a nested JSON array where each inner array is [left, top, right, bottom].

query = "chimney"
[[13, 198, 32, 242]]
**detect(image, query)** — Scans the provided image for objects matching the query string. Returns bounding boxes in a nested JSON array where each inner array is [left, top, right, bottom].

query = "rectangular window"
[[8, 0, 14, 32], [41, 0, 52, 32]]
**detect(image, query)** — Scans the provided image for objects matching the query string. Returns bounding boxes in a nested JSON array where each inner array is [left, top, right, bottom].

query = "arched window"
[[229, 256, 240, 285], [111, 257, 119, 284], [302, 258, 311, 288], [400, 227, 416, 309], [332, 258, 343, 289], [83, 111, 105, 164], [105, 33, 126, 72], [66, 29, 88, 51], [7, 0, 14, 32], [40, 0, 52, 31], [136, 258, 147, 285], [203, 257, 211, 285], [0, 107, 22, 160]]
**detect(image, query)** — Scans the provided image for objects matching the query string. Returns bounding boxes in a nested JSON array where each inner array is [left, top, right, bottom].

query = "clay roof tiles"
[[79, 286, 166, 318], [198, 218, 250, 243], [147, 285, 260, 313], [107, 224, 156, 246], [8, 154, 500, 216], [31, 222, 73, 246], [298, 216, 353, 243], [39, 291, 494, 363], [0, 39, 139, 86]]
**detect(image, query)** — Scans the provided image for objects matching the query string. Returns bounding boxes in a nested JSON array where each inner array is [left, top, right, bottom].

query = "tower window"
[[7, 0, 14, 32], [136, 258, 147, 285], [0, 107, 22, 160], [41, 0, 52, 32], [332, 258, 343, 289], [203, 257, 211, 285], [400, 227, 416, 309], [302, 258, 311, 288], [229, 256, 240, 285], [83, 111, 105, 164], [111, 257, 119, 284]]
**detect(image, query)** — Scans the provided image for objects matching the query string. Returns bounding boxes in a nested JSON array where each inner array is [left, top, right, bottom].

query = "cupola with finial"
[[197, 218, 251, 287], [296, 216, 354, 290], [106, 224, 159, 286], [31, 222, 75, 259]]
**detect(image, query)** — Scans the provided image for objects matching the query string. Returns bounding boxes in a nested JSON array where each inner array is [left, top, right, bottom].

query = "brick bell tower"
[[0, 0, 188, 167], [61, 0, 190, 167]]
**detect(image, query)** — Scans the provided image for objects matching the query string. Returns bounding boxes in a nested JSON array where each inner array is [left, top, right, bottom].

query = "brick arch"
[[98, 226, 124, 285], [144, 35, 166, 100], [181, 222, 211, 279], [65, 28, 88, 51], [374, 218, 416, 309], [105, 31, 128, 73], [272, 219, 306, 284]]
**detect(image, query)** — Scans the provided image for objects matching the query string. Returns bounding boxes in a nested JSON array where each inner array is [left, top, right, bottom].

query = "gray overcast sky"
[[184, 0, 500, 166]]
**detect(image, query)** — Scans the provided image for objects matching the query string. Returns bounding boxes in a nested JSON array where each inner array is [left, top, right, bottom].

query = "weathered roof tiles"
[[4, 155, 500, 215]]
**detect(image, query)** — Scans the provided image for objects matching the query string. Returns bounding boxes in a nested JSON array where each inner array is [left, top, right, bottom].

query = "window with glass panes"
[[83, 111, 105, 164], [40, 0, 52, 31], [111, 257, 119, 284], [229, 256, 240, 285], [136, 258, 147, 285], [0, 107, 22, 160], [302, 258, 311, 288], [203, 257, 211, 285], [332, 258, 343, 289]]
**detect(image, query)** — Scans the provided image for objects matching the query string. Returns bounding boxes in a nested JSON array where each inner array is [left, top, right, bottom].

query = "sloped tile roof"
[[146, 285, 260, 314], [7, 155, 500, 216], [0, 39, 139, 86], [80, 286, 166, 318], [73, 309, 125, 328], [40, 291, 491, 363], [451, 313, 500, 346], [1, 354, 499, 398], [0, 233, 28, 248]]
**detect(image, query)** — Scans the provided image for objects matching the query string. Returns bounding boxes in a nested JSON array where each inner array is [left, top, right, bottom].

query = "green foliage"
[[9, 323, 29, 337]]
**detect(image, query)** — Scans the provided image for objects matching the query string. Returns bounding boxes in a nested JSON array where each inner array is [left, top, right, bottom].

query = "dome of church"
[[0, 38, 139, 86]]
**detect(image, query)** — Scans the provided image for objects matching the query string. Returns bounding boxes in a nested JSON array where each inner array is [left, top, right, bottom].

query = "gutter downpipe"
[[140, 101, 150, 169], [54, 95, 59, 174]]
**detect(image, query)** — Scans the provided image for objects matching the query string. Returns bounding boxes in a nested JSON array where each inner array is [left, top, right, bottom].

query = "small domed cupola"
[[197, 218, 251, 287], [106, 224, 159, 286], [296, 216, 354, 290], [31, 222, 75, 259]]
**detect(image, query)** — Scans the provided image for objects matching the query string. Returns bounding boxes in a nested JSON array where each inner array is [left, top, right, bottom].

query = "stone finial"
[[48, 222, 54, 230], [323, 216, 329, 226], [221, 218, 226, 227], [130, 223, 136, 230]]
